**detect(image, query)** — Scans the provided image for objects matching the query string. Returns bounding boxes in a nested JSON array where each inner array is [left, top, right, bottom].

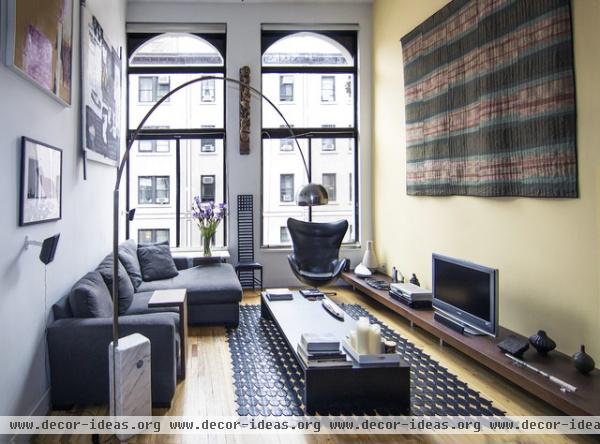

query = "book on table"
[[265, 288, 293, 301], [296, 344, 352, 368], [300, 332, 340, 352]]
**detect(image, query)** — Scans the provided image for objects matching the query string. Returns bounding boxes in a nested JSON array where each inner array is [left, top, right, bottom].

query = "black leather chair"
[[287, 218, 349, 288]]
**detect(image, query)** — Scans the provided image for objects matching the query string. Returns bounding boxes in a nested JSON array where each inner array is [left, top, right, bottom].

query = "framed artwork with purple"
[[5, 0, 74, 106], [19, 137, 63, 226]]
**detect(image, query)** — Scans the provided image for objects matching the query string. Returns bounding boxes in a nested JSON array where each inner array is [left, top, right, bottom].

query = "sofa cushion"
[[123, 292, 180, 330], [69, 271, 113, 318], [118, 239, 143, 288], [137, 243, 179, 282], [137, 263, 242, 305], [96, 254, 135, 314]]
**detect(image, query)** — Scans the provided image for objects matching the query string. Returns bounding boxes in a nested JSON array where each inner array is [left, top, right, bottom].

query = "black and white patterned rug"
[[226, 304, 504, 416]]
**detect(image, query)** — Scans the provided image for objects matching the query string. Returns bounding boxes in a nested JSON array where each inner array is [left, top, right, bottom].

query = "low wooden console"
[[341, 271, 600, 415]]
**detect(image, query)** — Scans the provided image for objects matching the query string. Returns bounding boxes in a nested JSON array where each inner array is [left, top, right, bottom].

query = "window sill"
[[260, 242, 361, 252], [137, 204, 172, 208]]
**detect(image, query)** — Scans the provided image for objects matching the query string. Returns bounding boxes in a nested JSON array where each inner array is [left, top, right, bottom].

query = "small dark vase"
[[529, 330, 556, 355], [572, 345, 595, 374]]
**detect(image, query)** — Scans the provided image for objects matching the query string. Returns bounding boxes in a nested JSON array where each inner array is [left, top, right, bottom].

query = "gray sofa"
[[47, 239, 242, 408]]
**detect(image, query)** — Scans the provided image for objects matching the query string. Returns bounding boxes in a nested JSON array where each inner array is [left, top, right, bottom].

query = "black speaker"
[[433, 311, 465, 334], [40, 234, 60, 265]]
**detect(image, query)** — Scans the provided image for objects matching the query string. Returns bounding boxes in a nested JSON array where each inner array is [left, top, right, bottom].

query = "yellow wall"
[[372, 0, 600, 358]]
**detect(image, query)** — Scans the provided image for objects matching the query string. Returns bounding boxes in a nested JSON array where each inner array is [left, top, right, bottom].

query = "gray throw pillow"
[[96, 254, 135, 315], [69, 271, 113, 318], [137, 243, 179, 282], [118, 239, 143, 288]]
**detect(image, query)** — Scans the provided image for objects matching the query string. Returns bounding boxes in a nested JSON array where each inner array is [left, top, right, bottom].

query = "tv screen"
[[432, 254, 498, 336]]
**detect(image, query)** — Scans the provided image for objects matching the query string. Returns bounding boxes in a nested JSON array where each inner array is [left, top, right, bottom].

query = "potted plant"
[[191, 198, 227, 256]]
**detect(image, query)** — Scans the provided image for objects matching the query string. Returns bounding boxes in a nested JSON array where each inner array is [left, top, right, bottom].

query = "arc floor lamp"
[[110, 75, 328, 416]]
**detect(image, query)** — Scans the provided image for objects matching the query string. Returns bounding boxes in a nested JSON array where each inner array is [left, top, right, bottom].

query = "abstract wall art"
[[401, 0, 578, 197], [81, 5, 122, 166], [5, 0, 74, 106]]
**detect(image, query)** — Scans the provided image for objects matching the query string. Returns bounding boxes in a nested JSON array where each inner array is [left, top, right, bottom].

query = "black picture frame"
[[19, 137, 63, 226]]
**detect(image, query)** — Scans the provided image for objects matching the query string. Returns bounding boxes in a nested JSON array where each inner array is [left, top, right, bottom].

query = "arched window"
[[261, 30, 358, 247], [127, 31, 227, 249], [262, 32, 353, 67]]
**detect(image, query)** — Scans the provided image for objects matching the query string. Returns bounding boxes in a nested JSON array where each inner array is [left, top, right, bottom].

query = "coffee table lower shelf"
[[260, 292, 410, 415]]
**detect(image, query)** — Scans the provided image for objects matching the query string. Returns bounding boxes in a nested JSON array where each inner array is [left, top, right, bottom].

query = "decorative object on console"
[[354, 263, 372, 278], [19, 137, 62, 226], [5, 0, 74, 105], [391, 267, 398, 283], [572, 345, 595, 375], [191, 199, 227, 257], [361, 240, 379, 271], [505, 353, 577, 394], [81, 5, 122, 166], [364, 278, 390, 291], [529, 330, 557, 355], [497, 336, 529, 358], [409, 273, 420, 286], [401, 0, 577, 197], [24, 234, 60, 265], [239, 66, 250, 154]]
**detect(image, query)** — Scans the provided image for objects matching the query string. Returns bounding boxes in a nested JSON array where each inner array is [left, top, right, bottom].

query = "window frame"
[[322, 173, 337, 202], [200, 78, 216, 103], [200, 174, 216, 202], [279, 75, 294, 102], [138, 228, 170, 244], [279, 174, 295, 203], [137, 175, 171, 205], [321, 75, 336, 102], [125, 31, 227, 248], [260, 30, 359, 248]]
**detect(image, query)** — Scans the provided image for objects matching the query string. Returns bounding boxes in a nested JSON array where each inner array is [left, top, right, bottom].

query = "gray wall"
[[0, 0, 126, 416], [127, 1, 373, 286]]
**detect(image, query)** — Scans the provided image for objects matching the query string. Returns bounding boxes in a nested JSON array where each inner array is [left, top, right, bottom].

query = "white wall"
[[0, 0, 126, 416], [127, 1, 373, 286]]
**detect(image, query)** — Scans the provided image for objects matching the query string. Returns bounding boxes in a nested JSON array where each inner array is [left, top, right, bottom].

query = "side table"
[[148, 289, 188, 379]]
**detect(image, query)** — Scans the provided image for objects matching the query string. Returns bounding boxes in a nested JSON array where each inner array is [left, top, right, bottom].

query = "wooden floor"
[[34, 288, 594, 444]]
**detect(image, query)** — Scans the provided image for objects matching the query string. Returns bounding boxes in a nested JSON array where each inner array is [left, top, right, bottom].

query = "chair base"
[[235, 263, 263, 290]]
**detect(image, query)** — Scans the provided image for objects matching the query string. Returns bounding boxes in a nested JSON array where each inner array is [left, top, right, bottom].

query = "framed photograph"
[[81, 5, 122, 166], [5, 0, 74, 106], [19, 137, 63, 226]]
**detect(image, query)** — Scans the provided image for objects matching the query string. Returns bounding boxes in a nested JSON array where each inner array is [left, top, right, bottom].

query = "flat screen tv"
[[432, 254, 499, 337]]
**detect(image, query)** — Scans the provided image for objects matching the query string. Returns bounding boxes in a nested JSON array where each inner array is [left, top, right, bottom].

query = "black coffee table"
[[260, 292, 410, 414]]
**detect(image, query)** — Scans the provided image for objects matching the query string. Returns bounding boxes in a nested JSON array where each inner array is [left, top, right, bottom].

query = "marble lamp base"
[[109, 333, 152, 441]]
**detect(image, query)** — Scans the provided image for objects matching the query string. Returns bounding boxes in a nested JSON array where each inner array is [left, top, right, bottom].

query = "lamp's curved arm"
[[115, 75, 309, 191]]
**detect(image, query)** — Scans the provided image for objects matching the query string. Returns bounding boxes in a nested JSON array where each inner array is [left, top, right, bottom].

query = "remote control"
[[321, 298, 344, 321]]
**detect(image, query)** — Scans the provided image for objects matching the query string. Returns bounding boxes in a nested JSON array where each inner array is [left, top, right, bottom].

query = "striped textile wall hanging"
[[401, 0, 578, 197]]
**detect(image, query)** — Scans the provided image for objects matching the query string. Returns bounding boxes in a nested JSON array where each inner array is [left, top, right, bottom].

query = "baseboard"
[[10, 388, 50, 443]]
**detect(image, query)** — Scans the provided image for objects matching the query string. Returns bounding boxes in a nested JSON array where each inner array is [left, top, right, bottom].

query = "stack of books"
[[265, 288, 293, 301], [297, 333, 352, 368]]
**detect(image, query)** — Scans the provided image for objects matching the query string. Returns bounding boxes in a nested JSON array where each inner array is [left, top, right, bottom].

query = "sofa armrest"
[[47, 313, 177, 407]]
